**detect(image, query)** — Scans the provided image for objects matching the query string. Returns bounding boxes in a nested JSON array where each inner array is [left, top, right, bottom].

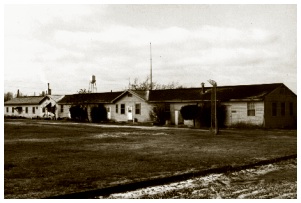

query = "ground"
[[106, 158, 297, 199], [4, 119, 297, 199]]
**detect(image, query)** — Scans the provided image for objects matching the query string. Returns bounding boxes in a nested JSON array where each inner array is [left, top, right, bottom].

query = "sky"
[[4, 3, 297, 95]]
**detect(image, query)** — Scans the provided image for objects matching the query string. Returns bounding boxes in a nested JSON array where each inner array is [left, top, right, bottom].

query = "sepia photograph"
[[3, 1, 297, 199]]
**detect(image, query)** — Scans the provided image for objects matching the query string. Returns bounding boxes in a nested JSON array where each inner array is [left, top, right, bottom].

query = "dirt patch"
[[105, 158, 296, 199]]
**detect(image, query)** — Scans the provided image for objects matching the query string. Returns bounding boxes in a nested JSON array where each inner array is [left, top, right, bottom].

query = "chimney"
[[47, 83, 51, 95], [17, 89, 19, 98], [201, 82, 205, 94]]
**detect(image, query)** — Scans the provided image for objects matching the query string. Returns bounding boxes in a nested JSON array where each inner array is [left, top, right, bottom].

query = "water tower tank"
[[92, 75, 96, 84]]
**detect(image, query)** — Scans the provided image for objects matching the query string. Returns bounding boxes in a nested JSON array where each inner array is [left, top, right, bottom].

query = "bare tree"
[[4, 92, 13, 102], [129, 77, 184, 91], [77, 89, 91, 94]]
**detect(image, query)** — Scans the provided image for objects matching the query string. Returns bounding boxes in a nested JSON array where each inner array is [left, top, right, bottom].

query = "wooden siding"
[[4, 105, 40, 118], [58, 104, 72, 118], [4, 97, 58, 118], [113, 92, 152, 122], [170, 102, 197, 124], [221, 101, 265, 126], [264, 86, 297, 128]]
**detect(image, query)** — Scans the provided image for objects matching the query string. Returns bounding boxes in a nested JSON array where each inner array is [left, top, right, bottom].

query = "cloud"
[[4, 5, 296, 94]]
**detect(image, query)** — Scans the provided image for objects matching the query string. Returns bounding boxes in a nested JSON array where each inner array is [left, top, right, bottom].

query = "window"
[[32, 107, 35, 114], [121, 104, 125, 114], [247, 102, 255, 116], [61, 105, 64, 113], [42, 107, 45, 113], [12, 107, 14, 113], [272, 103, 277, 116], [6, 107, 9, 113], [25, 107, 28, 113], [281, 102, 285, 116], [289, 102, 293, 116], [135, 103, 141, 114], [116, 104, 118, 113]]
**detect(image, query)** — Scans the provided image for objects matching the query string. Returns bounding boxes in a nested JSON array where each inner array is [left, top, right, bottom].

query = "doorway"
[[107, 107, 111, 120], [127, 106, 133, 121], [224, 105, 232, 126]]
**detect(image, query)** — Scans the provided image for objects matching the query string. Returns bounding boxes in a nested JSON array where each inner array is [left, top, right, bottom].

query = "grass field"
[[4, 119, 297, 198]]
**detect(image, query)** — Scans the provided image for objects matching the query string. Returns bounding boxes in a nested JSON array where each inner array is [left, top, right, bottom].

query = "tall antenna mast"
[[150, 42, 152, 90]]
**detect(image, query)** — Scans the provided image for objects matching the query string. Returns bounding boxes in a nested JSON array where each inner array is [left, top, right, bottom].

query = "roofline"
[[110, 90, 128, 103], [111, 90, 147, 103], [57, 92, 124, 104], [264, 83, 297, 98], [128, 90, 147, 101], [57, 101, 113, 105], [228, 99, 263, 102], [4, 96, 49, 106], [5, 103, 42, 106], [149, 100, 203, 103]]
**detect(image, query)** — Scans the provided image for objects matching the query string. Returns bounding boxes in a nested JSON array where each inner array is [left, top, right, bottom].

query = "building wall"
[[264, 86, 297, 128], [170, 102, 198, 124], [57, 104, 72, 118], [113, 92, 152, 122], [221, 101, 265, 126], [4, 105, 41, 118], [4, 97, 58, 118]]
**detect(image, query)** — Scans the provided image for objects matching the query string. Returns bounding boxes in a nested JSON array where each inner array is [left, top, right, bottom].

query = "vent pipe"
[[150, 42, 152, 90], [201, 82, 205, 94], [47, 83, 51, 95]]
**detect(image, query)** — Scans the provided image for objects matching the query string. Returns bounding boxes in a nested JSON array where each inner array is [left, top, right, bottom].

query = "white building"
[[4, 95, 64, 119]]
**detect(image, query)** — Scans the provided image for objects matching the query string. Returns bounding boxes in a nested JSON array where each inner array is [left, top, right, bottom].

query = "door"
[[107, 107, 111, 120], [175, 110, 179, 126], [127, 106, 133, 120], [224, 105, 232, 126]]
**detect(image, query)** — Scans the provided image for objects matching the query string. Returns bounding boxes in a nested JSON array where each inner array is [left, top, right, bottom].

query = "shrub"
[[180, 103, 226, 128], [180, 105, 199, 120], [69, 105, 88, 121], [91, 105, 107, 123], [150, 104, 170, 125], [231, 121, 263, 129], [180, 105, 200, 127]]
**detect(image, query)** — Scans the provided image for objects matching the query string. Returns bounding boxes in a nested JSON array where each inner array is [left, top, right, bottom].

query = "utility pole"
[[208, 79, 218, 135], [150, 42, 152, 90]]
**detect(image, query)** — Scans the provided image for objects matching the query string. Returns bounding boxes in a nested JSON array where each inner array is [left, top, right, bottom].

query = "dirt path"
[[104, 158, 296, 199]]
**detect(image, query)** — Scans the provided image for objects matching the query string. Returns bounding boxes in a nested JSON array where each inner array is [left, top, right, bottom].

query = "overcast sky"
[[4, 4, 297, 95]]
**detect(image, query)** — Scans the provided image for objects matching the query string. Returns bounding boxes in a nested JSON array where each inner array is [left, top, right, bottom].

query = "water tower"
[[89, 75, 97, 93]]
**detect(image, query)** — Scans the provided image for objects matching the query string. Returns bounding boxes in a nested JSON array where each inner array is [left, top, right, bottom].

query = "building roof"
[[48, 95, 65, 102], [4, 96, 48, 105], [148, 88, 204, 102], [57, 91, 124, 104], [51, 83, 293, 105], [148, 83, 287, 102], [131, 90, 149, 101], [200, 83, 286, 101]]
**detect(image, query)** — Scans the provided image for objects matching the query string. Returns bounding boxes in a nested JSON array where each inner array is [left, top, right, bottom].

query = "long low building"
[[4, 95, 64, 119], [55, 83, 297, 129]]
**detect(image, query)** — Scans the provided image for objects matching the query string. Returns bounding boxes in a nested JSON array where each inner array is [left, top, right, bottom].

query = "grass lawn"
[[4, 119, 297, 198]]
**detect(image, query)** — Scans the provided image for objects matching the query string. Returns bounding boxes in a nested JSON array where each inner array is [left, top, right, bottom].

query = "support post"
[[208, 80, 218, 135]]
